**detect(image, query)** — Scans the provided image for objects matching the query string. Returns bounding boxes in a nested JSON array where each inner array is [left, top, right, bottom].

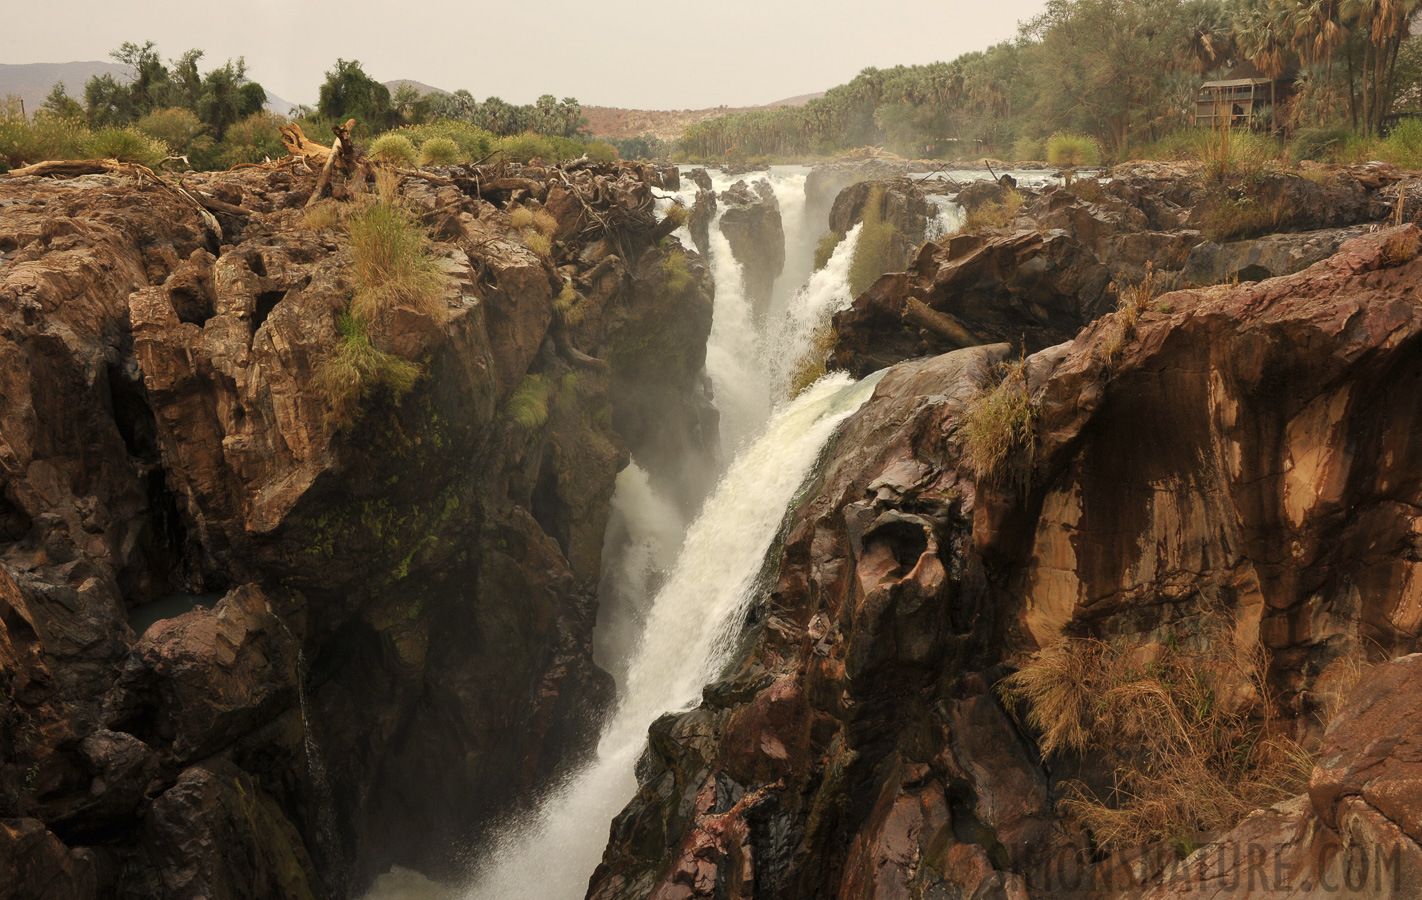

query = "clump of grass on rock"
[[346, 197, 445, 322], [998, 628, 1312, 852], [313, 312, 422, 429], [961, 359, 1038, 487]]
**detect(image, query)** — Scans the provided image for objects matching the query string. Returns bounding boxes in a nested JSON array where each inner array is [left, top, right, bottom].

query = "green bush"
[[0, 114, 89, 171], [313, 312, 422, 430], [1046, 131, 1102, 167], [814, 231, 844, 271], [394, 121, 496, 161], [1011, 135, 1047, 162], [215, 112, 284, 168], [1290, 125, 1351, 162], [497, 132, 587, 164], [85, 127, 169, 168], [418, 136, 461, 166], [586, 140, 618, 163], [1377, 118, 1422, 169], [368, 133, 417, 166], [346, 198, 445, 321], [135, 107, 214, 164]]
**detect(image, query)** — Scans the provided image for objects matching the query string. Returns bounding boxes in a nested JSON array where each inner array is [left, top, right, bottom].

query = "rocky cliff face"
[[586, 223, 1422, 899], [0, 159, 714, 897]]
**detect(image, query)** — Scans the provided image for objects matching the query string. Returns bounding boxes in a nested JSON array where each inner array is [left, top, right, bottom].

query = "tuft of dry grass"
[[998, 626, 1314, 853], [302, 201, 341, 232], [1097, 262, 1173, 371], [511, 205, 559, 259], [345, 198, 446, 323], [312, 312, 422, 430], [961, 359, 1038, 487], [963, 188, 1025, 233]]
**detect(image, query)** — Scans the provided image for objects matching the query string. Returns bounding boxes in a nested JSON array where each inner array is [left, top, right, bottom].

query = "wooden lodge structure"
[[1194, 62, 1279, 128]]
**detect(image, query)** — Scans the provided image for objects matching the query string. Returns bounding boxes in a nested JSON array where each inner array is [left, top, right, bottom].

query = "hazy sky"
[[6, 1, 1050, 109]]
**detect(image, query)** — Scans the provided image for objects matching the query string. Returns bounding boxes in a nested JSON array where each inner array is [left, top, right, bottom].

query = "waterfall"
[[365, 165, 885, 900], [467, 370, 884, 900], [767, 221, 863, 399]]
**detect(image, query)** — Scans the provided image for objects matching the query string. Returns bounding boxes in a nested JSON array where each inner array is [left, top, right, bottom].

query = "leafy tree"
[[40, 82, 85, 121], [317, 59, 392, 132]]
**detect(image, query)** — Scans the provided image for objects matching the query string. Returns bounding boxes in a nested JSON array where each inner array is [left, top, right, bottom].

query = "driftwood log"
[[902, 297, 979, 348], [3, 159, 156, 179], [305, 119, 368, 208]]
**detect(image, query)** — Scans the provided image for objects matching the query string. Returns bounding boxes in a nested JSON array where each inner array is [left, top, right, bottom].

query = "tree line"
[[680, 0, 1422, 160]]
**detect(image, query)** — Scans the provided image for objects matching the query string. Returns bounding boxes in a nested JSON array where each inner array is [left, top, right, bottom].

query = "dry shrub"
[[313, 313, 422, 430], [964, 188, 1024, 233], [1097, 262, 1174, 371], [345, 198, 445, 322], [302, 201, 341, 232], [961, 359, 1038, 486], [999, 627, 1313, 852]]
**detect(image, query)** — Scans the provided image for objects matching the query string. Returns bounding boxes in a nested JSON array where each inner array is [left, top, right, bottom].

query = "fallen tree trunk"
[[3, 159, 155, 179], [902, 297, 979, 348]]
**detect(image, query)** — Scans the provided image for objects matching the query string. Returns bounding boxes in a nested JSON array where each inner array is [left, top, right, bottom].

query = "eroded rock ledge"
[[0, 159, 714, 897], [588, 226, 1422, 900]]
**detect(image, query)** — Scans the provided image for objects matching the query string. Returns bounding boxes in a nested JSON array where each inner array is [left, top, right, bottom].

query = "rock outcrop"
[[832, 228, 1113, 376], [0, 158, 715, 896], [717, 179, 785, 316], [588, 226, 1422, 900], [826, 178, 936, 276]]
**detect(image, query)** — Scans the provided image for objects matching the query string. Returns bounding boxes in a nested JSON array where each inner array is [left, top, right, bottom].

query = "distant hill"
[[0, 61, 127, 113], [582, 93, 825, 141], [1, 60, 297, 119], [384, 79, 449, 98]]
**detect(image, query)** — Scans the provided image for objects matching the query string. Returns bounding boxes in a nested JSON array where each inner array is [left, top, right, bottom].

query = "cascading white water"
[[766, 221, 863, 398], [467, 370, 883, 900]]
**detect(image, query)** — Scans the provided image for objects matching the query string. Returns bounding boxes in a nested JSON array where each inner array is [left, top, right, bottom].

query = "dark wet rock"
[[718, 179, 785, 316], [689, 189, 716, 258], [686, 168, 712, 192], [827, 178, 935, 275]]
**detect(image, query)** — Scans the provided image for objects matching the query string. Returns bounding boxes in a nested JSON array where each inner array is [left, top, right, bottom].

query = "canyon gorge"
[[3, 148, 1422, 900]]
